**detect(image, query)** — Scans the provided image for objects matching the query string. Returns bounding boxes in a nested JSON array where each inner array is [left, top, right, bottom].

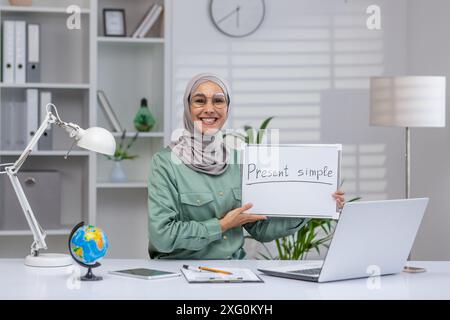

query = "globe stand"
[[80, 264, 103, 281], [68, 221, 104, 282]]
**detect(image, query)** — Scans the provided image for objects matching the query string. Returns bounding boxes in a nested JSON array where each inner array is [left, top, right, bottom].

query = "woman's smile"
[[199, 116, 219, 126]]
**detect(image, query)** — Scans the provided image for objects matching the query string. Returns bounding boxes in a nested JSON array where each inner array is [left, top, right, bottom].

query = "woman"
[[147, 73, 345, 259]]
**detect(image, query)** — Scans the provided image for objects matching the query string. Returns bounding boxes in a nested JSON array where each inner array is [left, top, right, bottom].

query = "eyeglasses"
[[190, 93, 228, 109]]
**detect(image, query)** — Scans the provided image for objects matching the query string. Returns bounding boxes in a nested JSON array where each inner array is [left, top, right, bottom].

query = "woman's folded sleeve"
[[147, 153, 222, 253], [244, 217, 309, 243]]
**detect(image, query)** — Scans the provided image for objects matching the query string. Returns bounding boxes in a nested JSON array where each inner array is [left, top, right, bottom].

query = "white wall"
[[407, 0, 450, 260], [170, 0, 409, 259]]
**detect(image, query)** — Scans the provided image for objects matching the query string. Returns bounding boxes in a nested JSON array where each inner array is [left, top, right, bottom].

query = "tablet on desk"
[[109, 268, 181, 280]]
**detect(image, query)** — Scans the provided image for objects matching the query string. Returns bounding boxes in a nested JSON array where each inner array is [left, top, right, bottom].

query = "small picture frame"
[[103, 9, 126, 37]]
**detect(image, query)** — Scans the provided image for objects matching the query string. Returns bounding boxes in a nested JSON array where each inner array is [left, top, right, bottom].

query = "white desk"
[[1, 259, 449, 299]]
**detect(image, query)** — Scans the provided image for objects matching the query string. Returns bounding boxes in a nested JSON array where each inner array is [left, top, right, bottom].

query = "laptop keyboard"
[[289, 268, 322, 276]]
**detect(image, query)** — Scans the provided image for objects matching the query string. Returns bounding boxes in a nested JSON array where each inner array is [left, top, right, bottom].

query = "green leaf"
[[256, 117, 274, 144], [125, 131, 139, 150], [108, 129, 140, 161], [347, 196, 361, 203], [260, 116, 274, 131], [118, 129, 126, 150], [246, 127, 254, 144], [258, 252, 272, 260]]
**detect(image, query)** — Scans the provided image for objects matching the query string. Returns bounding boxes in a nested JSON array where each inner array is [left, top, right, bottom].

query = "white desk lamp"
[[0, 103, 116, 267], [370, 76, 446, 273]]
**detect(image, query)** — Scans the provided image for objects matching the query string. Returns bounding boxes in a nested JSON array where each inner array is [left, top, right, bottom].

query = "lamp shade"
[[76, 127, 116, 155], [370, 76, 446, 127]]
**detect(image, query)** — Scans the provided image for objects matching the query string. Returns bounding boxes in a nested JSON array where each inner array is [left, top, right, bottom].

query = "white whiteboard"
[[242, 144, 342, 219]]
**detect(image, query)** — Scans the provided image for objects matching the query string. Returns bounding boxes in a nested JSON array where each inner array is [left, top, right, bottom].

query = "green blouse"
[[147, 147, 307, 259]]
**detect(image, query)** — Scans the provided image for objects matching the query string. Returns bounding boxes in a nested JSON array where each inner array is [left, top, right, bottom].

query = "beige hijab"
[[169, 73, 231, 175]]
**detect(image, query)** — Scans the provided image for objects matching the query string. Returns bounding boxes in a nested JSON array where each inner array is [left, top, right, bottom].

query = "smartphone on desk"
[[109, 268, 181, 280]]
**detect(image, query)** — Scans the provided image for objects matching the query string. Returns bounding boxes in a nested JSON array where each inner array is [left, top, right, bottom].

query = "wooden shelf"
[[0, 82, 90, 89], [97, 37, 164, 44], [97, 182, 147, 189], [0, 6, 90, 14]]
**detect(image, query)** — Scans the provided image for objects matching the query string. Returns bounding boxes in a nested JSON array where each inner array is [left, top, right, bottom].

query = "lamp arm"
[[4, 168, 47, 256], [9, 104, 82, 174], [2, 104, 82, 257], [2, 111, 59, 256], [10, 112, 55, 174]]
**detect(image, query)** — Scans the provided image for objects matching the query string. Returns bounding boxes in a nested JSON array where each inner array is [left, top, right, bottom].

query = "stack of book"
[[131, 4, 163, 38], [2, 20, 40, 83]]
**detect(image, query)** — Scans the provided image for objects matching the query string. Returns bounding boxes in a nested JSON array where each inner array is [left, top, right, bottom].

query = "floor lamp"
[[369, 76, 446, 273]]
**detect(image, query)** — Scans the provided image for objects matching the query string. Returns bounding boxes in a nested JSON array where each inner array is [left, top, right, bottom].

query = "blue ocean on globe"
[[70, 225, 109, 265]]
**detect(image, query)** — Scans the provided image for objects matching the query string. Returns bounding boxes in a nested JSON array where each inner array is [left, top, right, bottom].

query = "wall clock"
[[210, 0, 265, 38]]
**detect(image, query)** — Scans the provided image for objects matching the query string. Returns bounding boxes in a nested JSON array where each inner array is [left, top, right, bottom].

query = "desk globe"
[[68, 222, 109, 281]]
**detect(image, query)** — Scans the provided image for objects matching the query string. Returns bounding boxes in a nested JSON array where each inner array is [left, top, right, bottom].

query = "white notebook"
[[181, 267, 263, 283]]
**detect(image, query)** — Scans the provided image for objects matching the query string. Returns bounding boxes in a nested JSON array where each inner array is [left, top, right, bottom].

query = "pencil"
[[198, 266, 232, 275]]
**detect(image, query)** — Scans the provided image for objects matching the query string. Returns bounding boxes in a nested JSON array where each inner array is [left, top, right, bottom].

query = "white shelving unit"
[[0, 83, 90, 89], [0, 150, 89, 156], [97, 182, 148, 189], [0, 4, 90, 14], [97, 36, 164, 44], [111, 131, 164, 138], [0, 229, 71, 236], [0, 0, 171, 259]]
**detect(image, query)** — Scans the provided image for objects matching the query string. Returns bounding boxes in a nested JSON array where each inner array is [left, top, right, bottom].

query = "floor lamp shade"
[[370, 76, 446, 127]]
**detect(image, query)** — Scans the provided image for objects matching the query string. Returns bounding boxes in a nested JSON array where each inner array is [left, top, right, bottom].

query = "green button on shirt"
[[147, 147, 307, 260]]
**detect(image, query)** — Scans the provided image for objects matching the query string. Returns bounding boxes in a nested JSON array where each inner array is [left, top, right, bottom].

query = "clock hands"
[[217, 5, 241, 27], [211, 0, 265, 37]]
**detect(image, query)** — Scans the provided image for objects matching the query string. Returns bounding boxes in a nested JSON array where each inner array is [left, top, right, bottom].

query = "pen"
[[183, 265, 233, 275]]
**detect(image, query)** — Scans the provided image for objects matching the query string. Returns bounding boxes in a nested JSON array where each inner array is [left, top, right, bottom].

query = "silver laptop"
[[258, 198, 428, 283]]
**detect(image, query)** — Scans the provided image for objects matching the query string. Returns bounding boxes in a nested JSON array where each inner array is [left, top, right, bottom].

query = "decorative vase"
[[133, 98, 156, 132], [9, 0, 32, 6], [110, 161, 127, 182]]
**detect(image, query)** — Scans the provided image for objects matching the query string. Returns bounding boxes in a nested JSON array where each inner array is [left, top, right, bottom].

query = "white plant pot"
[[110, 161, 127, 182]]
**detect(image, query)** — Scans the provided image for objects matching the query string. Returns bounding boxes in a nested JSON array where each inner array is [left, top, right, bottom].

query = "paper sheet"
[[181, 267, 263, 283]]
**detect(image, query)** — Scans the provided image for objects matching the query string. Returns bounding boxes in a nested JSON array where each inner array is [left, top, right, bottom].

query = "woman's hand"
[[332, 189, 345, 209], [219, 203, 267, 232]]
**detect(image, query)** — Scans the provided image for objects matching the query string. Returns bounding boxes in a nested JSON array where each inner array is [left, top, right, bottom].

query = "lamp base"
[[25, 253, 73, 267], [403, 266, 426, 273]]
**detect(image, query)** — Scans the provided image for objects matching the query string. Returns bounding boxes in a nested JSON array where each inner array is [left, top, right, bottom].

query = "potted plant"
[[105, 130, 139, 182]]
